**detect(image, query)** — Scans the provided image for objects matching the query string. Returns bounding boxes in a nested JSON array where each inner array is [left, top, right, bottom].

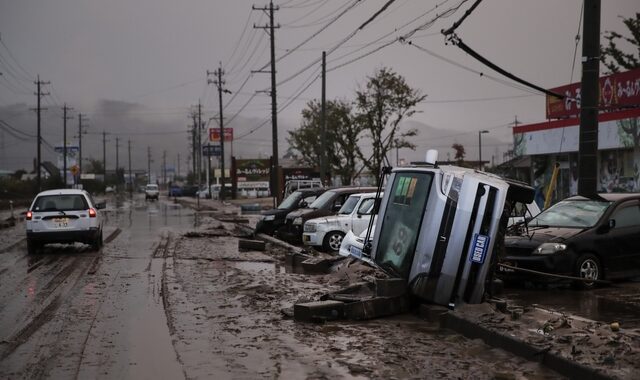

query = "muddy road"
[[1, 196, 564, 379]]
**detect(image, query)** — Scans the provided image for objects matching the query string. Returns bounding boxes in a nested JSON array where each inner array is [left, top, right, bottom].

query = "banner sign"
[[282, 168, 320, 182], [202, 145, 221, 157], [209, 128, 233, 142], [546, 68, 640, 119], [236, 159, 270, 182]]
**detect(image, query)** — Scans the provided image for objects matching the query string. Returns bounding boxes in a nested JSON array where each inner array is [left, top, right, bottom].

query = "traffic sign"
[[202, 145, 221, 157], [70, 165, 79, 176]]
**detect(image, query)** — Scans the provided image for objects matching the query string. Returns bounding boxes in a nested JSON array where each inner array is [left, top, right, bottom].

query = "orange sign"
[[70, 165, 79, 176], [209, 128, 233, 142]]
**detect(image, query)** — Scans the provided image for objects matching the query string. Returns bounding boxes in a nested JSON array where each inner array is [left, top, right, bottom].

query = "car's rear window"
[[33, 195, 88, 211], [146, 185, 158, 190]]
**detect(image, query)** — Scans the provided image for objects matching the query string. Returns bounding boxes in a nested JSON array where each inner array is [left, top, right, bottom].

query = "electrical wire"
[[224, 11, 256, 72], [282, 1, 354, 29]]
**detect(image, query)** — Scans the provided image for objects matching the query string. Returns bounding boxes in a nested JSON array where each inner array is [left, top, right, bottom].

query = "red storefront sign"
[[546, 68, 640, 119], [209, 128, 233, 142]]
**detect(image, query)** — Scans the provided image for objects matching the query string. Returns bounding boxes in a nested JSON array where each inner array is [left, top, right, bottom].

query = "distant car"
[[145, 184, 159, 200], [181, 185, 199, 197], [500, 193, 640, 289], [105, 186, 115, 193], [303, 192, 381, 251], [255, 188, 327, 236], [168, 185, 183, 197], [339, 222, 376, 265], [277, 187, 376, 244], [25, 189, 105, 254]]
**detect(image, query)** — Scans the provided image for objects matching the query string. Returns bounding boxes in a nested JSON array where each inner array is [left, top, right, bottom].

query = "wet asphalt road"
[[1, 194, 639, 378]]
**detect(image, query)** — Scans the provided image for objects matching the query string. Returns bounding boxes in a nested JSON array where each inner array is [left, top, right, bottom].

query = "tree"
[[452, 143, 466, 162], [600, 13, 640, 73], [287, 99, 362, 185], [86, 159, 104, 174], [353, 68, 426, 184]]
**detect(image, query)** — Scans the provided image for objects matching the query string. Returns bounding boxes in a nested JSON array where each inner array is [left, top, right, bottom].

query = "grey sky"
[[0, 0, 638, 173]]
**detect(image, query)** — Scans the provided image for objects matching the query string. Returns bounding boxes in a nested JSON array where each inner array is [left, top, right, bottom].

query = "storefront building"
[[512, 68, 640, 205]]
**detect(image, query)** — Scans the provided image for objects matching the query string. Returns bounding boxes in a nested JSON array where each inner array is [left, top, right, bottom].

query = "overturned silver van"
[[369, 150, 533, 307]]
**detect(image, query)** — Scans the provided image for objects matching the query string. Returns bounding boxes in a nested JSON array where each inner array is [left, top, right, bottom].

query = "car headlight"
[[262, 215, 275, 221], [304, 223, 316, 232], [293, 217, 303, 225], [534, 243, 567, 255]]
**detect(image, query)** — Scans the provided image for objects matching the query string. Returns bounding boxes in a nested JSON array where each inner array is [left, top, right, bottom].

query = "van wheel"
[[573, 253, 601, 290], [323, 231, 345, 252]]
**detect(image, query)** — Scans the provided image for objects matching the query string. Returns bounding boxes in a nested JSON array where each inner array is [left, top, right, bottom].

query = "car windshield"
[[33, 194, 88, 211], [530, 200, 611, 228], [308, 190, 336, 209], [278, 191, 302, 209], [339, 195, 361, 214], [147, 185, 158, 190]]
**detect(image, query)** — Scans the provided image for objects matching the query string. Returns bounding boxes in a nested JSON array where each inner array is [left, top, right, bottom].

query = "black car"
[[500, 193, 640, 288], [277, 186, 376, 244], [255, 188, 327, 235]]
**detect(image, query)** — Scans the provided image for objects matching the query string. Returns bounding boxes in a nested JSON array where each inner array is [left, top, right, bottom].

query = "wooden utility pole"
[[253, 1, 280, 203], [62, 104, 73, 187], [320, 51, 327, 185], [207, 63, 231, 200], [578, 0, 601, 197], [128, 139, 132, 195], [34, 76, 49, 191]]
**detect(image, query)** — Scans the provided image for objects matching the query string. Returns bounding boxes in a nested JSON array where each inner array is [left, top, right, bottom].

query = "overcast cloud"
[[0, 0, 637, 174]]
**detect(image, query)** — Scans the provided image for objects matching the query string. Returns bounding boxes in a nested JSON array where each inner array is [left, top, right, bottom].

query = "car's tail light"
[[88, 208, 97, 218], [26, 211, 33, 220]]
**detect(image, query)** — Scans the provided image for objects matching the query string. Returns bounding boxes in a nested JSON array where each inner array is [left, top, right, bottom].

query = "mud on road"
[[163, 214, 560, 379]]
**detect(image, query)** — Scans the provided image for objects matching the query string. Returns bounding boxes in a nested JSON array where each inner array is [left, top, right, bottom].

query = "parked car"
[[145, 184, 159, 200], [181, 185, 199, 197], [339, 221, 376, 265], [282, 179, 323, 199], [303, 192, 381, 251], [25, 189, 105, 254], [277, 187, 376, 244], [499, 193, 640, 289], [168, 185, 183, 197], [198, 184, 233, 199], [255, 188, 327, 235]]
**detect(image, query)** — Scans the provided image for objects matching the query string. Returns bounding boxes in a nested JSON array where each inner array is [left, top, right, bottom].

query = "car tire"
[[323, 231, 345, 252], [91, 230, 103, 251], [574, 253, 601, 290], [27, 239, 40, 254]]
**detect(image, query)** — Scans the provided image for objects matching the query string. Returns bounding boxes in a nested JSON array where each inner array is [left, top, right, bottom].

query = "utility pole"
[[177, 153, 180, 178], [33, 76, 50, 191], [115, 137, 120, 188], [320, 51, 327, 185], [162, 150, 167, 187], [102, 130, 108, 183], [62, 104, 73, 187], [77, 113, 89, 180], [578, 0, 600, 198], [253, 1, 280, 203], [197, 102, 202, 200], [208, 63, 232, 200], [190, 116, 197, 176], [128, 139, 132, 195], [147, 146, 152, 184]]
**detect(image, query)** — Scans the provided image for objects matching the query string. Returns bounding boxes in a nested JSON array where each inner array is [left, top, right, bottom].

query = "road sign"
[[209, 128, 233, 142], [70, 165, 79, 176], [202, 145, 221, 157]]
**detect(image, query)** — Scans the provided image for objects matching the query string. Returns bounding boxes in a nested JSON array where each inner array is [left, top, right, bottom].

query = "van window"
[[375, 172, 434, 277]]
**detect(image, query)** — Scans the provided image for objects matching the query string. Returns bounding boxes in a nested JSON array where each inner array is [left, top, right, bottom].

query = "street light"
[[478, 130, 489, 170]]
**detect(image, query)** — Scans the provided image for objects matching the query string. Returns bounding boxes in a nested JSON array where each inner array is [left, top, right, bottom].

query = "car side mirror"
[[95, 201, 106, 210], [609, 219, 616, 229], [299, 201, 308, 208], [597, 219, 615, 234]]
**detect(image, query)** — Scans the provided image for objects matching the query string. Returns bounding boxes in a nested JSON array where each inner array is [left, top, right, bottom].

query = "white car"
[[339, 221, 376, 265], [302, 192, 381, 251], [145, 184, 159, 200], [26, 189, 105, 254]]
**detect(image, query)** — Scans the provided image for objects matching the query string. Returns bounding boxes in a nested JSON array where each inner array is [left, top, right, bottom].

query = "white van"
[[368, 150, 534, 307]]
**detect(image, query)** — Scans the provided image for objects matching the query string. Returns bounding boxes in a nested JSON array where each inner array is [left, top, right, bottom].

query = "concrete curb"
[[441, 311, 614, 380]]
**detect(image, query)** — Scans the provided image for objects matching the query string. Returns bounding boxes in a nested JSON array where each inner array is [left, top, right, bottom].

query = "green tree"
[[600, 13, 640, 73], [452, 143, 466, 162], [287, 99, 362, 185], [353, 68, 426, 184]]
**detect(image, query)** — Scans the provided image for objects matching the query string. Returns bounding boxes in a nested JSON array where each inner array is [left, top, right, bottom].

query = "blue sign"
[[202, 145, 221, 157], [470, 234, 490, 264]]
